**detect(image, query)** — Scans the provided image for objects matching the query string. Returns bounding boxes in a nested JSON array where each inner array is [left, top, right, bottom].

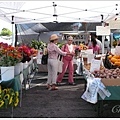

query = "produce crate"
[[101, 78, 120, 86]]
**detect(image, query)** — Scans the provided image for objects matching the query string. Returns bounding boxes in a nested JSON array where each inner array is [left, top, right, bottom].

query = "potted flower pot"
[[1, 66, 15, 81]]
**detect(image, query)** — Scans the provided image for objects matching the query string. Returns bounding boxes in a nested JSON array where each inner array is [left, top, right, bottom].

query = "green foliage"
[[57, 42, 65, 48], [30, 40, 47, 50], [0, 28, 12, 36]]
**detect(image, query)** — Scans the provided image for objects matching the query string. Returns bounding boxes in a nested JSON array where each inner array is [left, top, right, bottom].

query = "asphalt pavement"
[[0, 72, 120, 118]]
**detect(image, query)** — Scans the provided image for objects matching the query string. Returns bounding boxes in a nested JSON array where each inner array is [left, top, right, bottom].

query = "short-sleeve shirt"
[[89, 44, 100, 54]]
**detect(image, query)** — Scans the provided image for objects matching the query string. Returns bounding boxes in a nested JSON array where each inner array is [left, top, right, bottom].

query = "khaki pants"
[[47, 59, 58, 85]]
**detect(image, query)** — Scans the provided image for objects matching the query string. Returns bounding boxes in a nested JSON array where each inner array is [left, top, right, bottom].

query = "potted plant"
[[0, 42, 23, 81], [30, 40, 47, 50], [17, 45, 32, 63], [0, 43, 23, 67], [30, 40, 47, 59]]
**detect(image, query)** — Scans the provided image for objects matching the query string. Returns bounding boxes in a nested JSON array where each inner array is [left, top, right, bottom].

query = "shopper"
[[47, 34, 72, 90], [88, 35, 100, 54], [56, 36, 76, 85], [89, 33, 102, 53]]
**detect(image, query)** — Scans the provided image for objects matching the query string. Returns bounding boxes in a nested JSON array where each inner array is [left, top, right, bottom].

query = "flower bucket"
[[1, 66, 14, 81], [29, 57, 33, 65], [37, 50, 43, 59], [14, 63, 21, 75], [23, 61, 29, 69], [14, 62, 23, 75], [19, 62, 23, 72]]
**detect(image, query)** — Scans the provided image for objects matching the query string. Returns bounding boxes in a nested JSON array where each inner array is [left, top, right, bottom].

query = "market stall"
[[0, 42, 38, 117], [80, 51, 120, 116], [0, 57, 38, 117]]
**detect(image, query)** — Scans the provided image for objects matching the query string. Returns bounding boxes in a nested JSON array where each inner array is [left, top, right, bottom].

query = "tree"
[[0, 28, 12, 36]]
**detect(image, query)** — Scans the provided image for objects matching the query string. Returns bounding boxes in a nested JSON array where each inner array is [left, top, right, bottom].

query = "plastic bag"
[[58, 60, 64, 73]]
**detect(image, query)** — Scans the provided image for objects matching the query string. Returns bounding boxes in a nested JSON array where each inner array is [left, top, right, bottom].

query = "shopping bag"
[[58, 60, 64, 73]]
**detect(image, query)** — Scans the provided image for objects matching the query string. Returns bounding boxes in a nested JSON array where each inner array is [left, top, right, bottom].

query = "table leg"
[[97, 100, 103, 117], [11, 106, 13, 118]]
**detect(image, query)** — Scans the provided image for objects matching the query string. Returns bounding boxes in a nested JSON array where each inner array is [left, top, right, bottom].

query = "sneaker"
[[56, 82, 61, 86], [68, 82, 76, 85]]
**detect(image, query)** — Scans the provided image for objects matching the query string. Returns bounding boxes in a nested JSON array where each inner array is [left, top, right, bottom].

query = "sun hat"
[[49, 34, 59, 41], [67, 36, 73, 41]]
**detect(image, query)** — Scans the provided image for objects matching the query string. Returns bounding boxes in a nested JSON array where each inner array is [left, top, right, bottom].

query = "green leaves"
[[0, 28, 12, 36], [57, 42, 64, 49], [30, 40, 47, 50]]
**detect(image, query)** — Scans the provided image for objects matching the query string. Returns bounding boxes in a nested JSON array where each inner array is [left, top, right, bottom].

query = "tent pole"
[[38, 32, 41, 41], [15, 24, 18, 46], [102, 23, 105, 54], [101, 15, 105, 54], [11, 15, 15, 46]]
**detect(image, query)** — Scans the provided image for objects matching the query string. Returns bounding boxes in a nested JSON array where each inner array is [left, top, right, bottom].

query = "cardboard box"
[[101, 78, 120, 86], [84, 63, 120, 86], [84, 64, 104, 71]]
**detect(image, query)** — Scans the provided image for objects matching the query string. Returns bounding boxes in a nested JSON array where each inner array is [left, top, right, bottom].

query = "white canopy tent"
[[0, 1, 120, 24], [0, 1, 120, 53]]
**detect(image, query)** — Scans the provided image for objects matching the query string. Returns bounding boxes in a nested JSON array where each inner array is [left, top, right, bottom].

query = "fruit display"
[[91, 67, 120, 79], [107, 54, 120, 67]]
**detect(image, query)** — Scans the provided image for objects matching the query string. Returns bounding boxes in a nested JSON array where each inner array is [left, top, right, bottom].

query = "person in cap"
[[47, 34, 72, 90], [57, 36, 76, 85]]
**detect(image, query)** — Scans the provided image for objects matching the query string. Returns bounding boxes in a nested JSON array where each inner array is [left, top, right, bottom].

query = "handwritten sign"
[[115, 46, 120, 55], [109, 20, 120, 29], [87, 54, 95, 64], [96, 26, 110, 35], [90, 59, 101, 73]]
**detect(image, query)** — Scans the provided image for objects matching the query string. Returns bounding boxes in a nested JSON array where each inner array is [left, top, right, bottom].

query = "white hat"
[[67, 36, 73, 40], [49, 34, 59, 41]]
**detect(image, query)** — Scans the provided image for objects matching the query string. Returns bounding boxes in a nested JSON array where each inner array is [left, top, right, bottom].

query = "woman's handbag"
[[41, 54, 48, 65], [41, 48, 48, 65], [57, 55, 63, 73]]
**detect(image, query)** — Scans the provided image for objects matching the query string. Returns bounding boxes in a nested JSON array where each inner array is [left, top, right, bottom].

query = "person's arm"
[[55, 45, 70, 56], [71, 45, 76, 56], [98, 49, 100, 54], [97, 45, 100, 54], [61, 44, 65, 51]]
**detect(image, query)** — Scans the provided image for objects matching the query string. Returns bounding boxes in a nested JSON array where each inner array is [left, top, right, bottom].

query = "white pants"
[[47, 59, 58, 85]]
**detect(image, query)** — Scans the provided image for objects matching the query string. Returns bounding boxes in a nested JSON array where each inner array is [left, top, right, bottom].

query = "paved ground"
[[0, 72, 120, 118]]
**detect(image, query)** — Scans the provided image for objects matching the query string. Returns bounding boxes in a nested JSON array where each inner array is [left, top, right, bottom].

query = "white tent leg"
[[12, 16, 15, 46]]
